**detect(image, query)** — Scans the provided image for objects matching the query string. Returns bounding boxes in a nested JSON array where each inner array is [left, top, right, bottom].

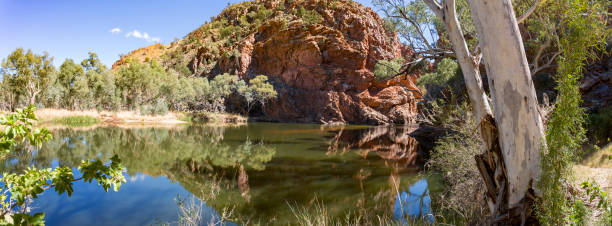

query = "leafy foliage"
[[580, 181, 612, 224], [373, 58, 405, 81], [416, 58, 465, 100], [537, 0, 608, 224], [0, 106, 51, 155], [0, 48, 55, 108], [0, 106, 126, 225], [239, 75, 278, 113]]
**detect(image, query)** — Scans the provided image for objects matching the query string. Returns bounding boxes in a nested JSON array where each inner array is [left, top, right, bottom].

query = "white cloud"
[[125, 30, 161, 43], [109, 28, 122, 34]]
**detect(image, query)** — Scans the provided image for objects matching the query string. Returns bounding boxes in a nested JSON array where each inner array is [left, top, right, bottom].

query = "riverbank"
[[23, 108, 247, 127]]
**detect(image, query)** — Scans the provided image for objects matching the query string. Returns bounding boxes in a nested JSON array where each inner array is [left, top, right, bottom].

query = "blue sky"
[[0, 0, 374, 67]]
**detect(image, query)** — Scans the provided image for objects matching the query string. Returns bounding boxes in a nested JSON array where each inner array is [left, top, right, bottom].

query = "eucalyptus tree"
[[239, 75, 278, 114], [373, 0, 607, 222], [58, 59, 89, 110], [0, 48, 55, 109], [114, 60, 164, 110], [209, 73, 246, 112], [81, 52, 118, 110]]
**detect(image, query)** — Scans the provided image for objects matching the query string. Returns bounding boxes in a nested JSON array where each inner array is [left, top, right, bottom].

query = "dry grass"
[[35, 108, 188, 125], [575, 143, 612, 194], [30, 108, 248, 129]]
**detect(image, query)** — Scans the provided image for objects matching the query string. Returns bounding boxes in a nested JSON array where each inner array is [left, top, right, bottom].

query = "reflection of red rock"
[[328, 126, 422, 166]]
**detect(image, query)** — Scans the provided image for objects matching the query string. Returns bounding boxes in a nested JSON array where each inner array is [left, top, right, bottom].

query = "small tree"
[[248, 75, 277, 111], [209, 73, 246, 112]]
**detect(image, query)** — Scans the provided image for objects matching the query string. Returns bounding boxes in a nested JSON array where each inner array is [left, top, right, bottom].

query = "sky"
[[0, 0, 374, 67]]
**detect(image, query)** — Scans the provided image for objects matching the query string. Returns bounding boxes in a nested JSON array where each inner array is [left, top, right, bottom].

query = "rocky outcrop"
[[114, 0, 422, 125], [112, 43, 166, 69], [211, 0, 422, 124]]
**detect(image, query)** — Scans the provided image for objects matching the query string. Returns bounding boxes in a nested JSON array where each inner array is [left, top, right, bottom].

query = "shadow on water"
[[0, 123, 441, 225]]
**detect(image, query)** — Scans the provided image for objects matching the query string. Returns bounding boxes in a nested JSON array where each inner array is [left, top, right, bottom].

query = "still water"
[[2, 123, 442, 225]]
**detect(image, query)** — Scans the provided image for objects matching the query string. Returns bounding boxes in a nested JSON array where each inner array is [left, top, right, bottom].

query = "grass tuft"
[[53, 116, 99, 127]]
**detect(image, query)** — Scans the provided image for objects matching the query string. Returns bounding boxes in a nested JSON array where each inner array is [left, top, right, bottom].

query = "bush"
[[426, 106, 488, 223], [53, 116, 99, 127], [373, 58, 405, 81], [416, 58, 465, 100], [298, 7, 323, 26], [140, 99, 169, 116]]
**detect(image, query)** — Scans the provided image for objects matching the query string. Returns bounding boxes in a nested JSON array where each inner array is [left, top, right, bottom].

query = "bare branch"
[[396, 57, 426, 77], [415, 48, 456, 59], [473, 43, 482, 66], [517, 0, 540, 24], [395, 8, 433, 50], [531, 51, 561, 76], [422, 0, 443, 18], [531, 38, 550, 71], [474, 53, 483, 67]]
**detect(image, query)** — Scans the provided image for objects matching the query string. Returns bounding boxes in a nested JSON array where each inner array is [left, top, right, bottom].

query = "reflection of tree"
[[0, 125, 436, 224], [327, 126, 422, 167], [1, 126, 275, 174], [0, 125, 277, 222]]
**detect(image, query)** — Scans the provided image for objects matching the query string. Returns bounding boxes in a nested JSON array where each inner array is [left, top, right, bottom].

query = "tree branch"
[[396, 8, 433, 50], [422, 0, 443, 18], [531, 51, 561, 76], [516, 0, 540, 24]]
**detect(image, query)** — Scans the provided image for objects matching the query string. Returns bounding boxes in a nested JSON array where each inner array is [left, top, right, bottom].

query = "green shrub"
[[426, 108, 488, 223], [53, 116, 99, 127], [187, 112, 210, 123], [569, 200, 589, 225], [373, 58, 405, 81], [140, 99, 168, 116], [298, 7, 323, 26], [416, 58, 464, 100]]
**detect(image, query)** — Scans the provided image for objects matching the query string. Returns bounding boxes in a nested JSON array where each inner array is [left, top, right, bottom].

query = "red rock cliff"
[[115, 0, 423, 125]]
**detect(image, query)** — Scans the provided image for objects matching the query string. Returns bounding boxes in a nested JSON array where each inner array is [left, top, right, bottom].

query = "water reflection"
[[0, 123, 440, 225], [393, 178, 434, 224], [326, 125, 424, 167]]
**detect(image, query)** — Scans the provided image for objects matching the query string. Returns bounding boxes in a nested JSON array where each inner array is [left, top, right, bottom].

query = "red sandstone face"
[[215, 1, 423, 124], [115, 0, 424, 124]]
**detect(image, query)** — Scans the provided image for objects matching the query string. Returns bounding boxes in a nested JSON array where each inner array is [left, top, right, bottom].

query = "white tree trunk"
[[467, 0, 546, 207], [425, 0, 493, 123]]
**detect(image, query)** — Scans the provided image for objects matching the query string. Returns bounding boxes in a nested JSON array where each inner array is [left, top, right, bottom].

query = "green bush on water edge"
[[52, 115, 99, 126]]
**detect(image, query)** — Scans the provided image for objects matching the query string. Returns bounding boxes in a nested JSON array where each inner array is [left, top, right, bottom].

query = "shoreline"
[[30, 108, 248, 127]]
